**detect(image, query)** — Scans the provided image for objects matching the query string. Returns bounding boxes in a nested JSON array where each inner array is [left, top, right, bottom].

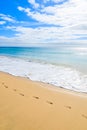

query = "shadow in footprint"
[[33, 96, 39, 99], [82, 114, 87, 119], [4, 85, 8, 88], [19, 93, 24, 96], [65, 106, 71, 110], [46, 101, 53, 105], [2, 82, 4, 85], [13, 89, 17, 92]]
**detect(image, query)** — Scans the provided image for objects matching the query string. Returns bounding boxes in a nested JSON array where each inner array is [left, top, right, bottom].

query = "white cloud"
[[43, 0, 63, 3], [3, 22, 87, 45], [0, 21, 6, 25], [18, 0, 87, 27], [0, 14, 16, 23], [28, 0, 39, 8], [18, 6, 24, 11], [0, 0, 87, 45], [53, 0, 63, 2], [50, 0, 65, 3]]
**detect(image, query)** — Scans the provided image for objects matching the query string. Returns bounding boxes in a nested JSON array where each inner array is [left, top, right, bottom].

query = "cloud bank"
[[0, 0, 87, 46]]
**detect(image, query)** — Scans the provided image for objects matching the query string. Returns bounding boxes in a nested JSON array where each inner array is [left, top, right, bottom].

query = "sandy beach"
[[0, 72, 87, 130]]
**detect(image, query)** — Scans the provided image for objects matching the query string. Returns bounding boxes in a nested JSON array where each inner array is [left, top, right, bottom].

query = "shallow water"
[[0, 46, 87, 92]]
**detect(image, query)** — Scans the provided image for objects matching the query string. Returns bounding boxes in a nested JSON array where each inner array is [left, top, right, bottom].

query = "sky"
[[0, 0, 87, 46]]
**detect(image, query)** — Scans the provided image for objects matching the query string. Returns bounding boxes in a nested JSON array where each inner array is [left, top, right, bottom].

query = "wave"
[[0, 56, 87, 92]]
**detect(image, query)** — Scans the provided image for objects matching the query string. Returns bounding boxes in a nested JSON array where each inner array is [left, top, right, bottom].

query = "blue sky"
[[0, 0, 87, 46]]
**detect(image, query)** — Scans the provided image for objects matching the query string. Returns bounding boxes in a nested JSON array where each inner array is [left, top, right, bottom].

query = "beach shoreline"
[[0, 54, 87, 93], [0, 70, 87, 96], [0, 71, 87, 130]]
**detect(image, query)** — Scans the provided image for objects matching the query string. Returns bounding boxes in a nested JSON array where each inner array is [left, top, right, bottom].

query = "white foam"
[[0, 56, 87, 92]]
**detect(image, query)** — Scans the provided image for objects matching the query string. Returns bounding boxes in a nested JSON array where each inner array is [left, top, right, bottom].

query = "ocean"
[[0, 45, 87, 92]]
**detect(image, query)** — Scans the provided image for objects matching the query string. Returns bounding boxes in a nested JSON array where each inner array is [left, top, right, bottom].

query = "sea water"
[[0, 45, 87, 92]]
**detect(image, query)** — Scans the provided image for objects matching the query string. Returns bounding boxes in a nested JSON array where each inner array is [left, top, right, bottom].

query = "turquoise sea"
[[0, 45, 87, 92]]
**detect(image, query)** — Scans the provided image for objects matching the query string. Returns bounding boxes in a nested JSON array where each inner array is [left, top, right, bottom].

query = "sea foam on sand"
[[0, 56, 87, 92]]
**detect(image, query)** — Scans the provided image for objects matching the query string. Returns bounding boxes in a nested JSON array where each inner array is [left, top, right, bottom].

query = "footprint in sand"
[[82, 114, 87, 119], [2, 82, 4, 85], [19, 93, 24, 96], [65, 105, 72, 109], [46, 101, 53, 105], [13, 89, 17, 92], [4, 85, 8, 88], [33, 96, 39, 99], [1, 82, 8, 88]]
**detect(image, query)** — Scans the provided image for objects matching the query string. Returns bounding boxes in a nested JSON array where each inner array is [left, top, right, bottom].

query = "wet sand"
[[0, 72, 87, 130]]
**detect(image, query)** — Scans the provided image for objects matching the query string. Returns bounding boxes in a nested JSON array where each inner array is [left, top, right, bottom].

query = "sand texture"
[[0, 72, 87, 130]]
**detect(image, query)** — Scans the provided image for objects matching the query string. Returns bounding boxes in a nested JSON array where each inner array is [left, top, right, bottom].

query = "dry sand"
[[0, 72, 87, 130]]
